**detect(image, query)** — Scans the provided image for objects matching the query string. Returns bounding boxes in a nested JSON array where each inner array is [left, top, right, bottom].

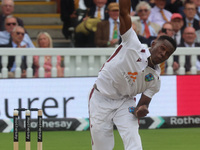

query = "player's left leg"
[[113, 98, 142, 150], [89, 89, 115, 150]]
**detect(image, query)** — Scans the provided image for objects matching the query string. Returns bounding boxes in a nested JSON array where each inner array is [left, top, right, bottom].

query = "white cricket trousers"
[[89, 88, 143, 150]]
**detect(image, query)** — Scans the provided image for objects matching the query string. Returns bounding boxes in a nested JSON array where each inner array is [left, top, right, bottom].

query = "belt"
[[93, 84, 99, 92]]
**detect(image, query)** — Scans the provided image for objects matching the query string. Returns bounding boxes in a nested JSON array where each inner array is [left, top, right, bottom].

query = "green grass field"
[[1, 128, 200, 150]]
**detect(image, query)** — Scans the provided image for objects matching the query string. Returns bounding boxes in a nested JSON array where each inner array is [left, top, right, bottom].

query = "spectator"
[[133, 1, 161, 41], [88, 0, 109, 20], [60, 0, 95, 41], [193, 0, 200, 42], [170, 13, 184, 73], [170, 13, 184, 45], [147, 0, 156, 7], [157, 22, 175, 74], [95, 2, 120, 47], [184, 1, 200, 29], [33, 32, 63, 78], [193, 0, 200, 21], [107, 0, 138, 16], [160, 21, 174, 37], [75, 0, 109, 47], [0, 15, 34, 47], [165, 0, 184, 14], [60, 0, 78, 40], [74, 0, 93, 21], [0, 0, 24, 31], [75, 0, 93, 10], [149, 0, 172, 27], [182, 1, 200, 30], [0, 26, 27, 78], [131, 22, 150, 46], [174, 27, 200, 74], [195, 28, 200, 43]]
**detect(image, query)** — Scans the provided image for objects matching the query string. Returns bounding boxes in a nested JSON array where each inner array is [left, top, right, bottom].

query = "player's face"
[[150, 40, 175, 64]]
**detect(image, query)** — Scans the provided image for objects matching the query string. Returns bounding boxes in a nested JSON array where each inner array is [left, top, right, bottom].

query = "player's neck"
[[148, 57, 155, 69]]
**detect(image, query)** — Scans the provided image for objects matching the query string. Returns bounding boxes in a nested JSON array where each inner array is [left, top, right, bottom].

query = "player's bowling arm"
[[134, 94, 151, 118], [137, 94, 151, 108], [119, 0, 132, 35]]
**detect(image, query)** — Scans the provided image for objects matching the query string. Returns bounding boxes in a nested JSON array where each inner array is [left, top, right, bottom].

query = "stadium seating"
[[11, 0, 73, 47]]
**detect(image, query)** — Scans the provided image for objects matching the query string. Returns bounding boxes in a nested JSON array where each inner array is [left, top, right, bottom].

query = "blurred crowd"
[[0, 0, 200, 77], [60, 0, 200, 74], [0, 0, 63, 78]]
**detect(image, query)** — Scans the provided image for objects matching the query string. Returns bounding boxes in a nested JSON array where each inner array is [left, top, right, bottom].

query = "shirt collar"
[[12, 42, 18, 48], [154, 6, 162, 12], [198, 6, 200, 12], [96, 5, 106, 11], [176, 30, 181, 36], [4, 30, 10, 36], [109, 17, 119, 23], [141, 19, 150, 24], [186, 18, 194, 24], [184, 42, 195, 47], [12, 41, 23, 48]]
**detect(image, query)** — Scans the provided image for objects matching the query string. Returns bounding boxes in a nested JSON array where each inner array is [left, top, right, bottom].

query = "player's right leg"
[[113, 98, 142, 150], [89, 89, 114, 150]]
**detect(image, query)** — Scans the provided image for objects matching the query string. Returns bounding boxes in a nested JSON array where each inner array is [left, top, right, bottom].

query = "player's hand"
[[134, 105, 149, 118]]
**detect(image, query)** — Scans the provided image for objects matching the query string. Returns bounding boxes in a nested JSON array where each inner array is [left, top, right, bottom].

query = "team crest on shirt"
[[145, 73, 154, 82]]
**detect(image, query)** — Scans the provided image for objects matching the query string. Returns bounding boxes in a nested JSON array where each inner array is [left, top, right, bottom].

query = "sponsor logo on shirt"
[[128, 72, 138, 82], [123, 72, 138, 86]]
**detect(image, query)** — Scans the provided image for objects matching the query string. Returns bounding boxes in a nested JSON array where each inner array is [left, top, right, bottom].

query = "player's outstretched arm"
[[134, 94, 151, 118], [119, 0, 132, 35]]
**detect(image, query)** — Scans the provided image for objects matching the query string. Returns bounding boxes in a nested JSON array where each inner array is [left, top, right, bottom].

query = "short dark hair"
[[184, 0, 195, 8], [157, 35, 177, 51]]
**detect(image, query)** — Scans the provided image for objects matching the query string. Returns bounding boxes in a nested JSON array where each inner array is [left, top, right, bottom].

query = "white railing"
[[166, 47, 200, 75], [0, 47, 199, 78]]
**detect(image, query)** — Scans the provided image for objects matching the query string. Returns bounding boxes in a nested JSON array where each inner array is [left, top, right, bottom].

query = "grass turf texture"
[[1, 128, 199, 150]]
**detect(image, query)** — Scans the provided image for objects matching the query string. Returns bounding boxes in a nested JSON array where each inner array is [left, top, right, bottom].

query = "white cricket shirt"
[[95, 28, 161, 100]]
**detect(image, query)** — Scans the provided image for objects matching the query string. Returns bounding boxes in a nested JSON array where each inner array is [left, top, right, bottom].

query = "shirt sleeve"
[[143, 79, 161, 98], [121, 28, 142, 52], [24, 34, 35, 48]]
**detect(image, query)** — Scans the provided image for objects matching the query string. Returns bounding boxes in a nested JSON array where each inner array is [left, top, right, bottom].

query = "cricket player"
[[89, 0, 177, 150]]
